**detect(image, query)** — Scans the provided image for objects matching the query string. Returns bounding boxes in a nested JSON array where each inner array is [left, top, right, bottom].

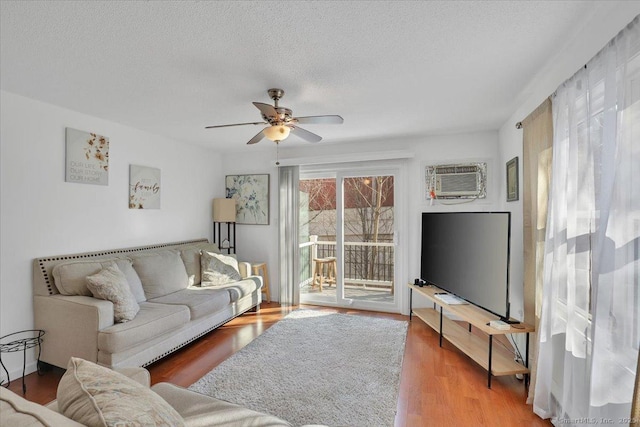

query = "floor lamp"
[[212, 198, 236, 254]]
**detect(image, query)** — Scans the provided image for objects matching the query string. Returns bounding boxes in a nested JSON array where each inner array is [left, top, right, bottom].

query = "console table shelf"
[[409, 284, 534, 388]]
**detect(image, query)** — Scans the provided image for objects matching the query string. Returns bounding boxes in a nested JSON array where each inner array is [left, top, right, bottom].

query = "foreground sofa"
[[0, 360, 295, 426], [33, 238, 263, 369]]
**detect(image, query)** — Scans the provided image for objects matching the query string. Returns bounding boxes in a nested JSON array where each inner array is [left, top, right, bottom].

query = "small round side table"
[[0, 329, 45, 394]]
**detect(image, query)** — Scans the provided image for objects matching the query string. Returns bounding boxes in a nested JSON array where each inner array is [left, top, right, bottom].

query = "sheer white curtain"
[[278, 165, 299, 305], [534, 16, 639, 424]]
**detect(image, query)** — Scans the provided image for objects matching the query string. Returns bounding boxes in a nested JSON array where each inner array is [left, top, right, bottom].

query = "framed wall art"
[[506, 157, 519, 202], [65, 128, 109, 185], [225, 174, 269, 225], [129, 165, 161, 209]]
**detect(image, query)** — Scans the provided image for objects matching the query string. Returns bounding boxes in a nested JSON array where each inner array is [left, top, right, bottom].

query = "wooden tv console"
[[408, 284, 534, 388]]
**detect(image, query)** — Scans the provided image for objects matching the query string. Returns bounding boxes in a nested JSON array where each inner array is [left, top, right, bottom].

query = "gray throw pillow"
[[201, 251, 242, 286]]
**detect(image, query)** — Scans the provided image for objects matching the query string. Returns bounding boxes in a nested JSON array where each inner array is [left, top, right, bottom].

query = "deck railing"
[[299, 236, 394, 290]]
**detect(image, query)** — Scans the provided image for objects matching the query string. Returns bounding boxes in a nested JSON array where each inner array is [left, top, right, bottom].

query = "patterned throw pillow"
[[201, 251, 242, 286], [57, 357, 185, 427], [86, 263, 140, 323]]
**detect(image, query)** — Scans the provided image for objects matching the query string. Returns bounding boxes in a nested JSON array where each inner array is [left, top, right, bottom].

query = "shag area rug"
[[189, 309, 408, 426]]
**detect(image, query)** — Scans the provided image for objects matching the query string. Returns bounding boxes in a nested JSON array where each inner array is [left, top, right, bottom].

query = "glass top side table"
[[0, 329, 45, 394]]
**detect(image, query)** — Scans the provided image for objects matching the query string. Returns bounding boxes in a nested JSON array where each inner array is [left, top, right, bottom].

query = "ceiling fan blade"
[[290, 125, 322, 143], [247, 128, 267, 145], [294, 115, 344, 125], [205, 122, 265, 129], [252, 102, 278, 118]]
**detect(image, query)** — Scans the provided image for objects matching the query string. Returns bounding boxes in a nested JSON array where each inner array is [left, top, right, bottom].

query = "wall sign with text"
[[129, 165, 161, 209], [65, 128, 109, 186]]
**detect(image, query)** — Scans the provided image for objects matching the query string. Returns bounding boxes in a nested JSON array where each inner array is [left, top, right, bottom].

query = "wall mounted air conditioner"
[[426, 163, 487, 199]]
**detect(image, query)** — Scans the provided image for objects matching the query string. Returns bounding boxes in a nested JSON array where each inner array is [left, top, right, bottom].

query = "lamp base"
[[213, 221, 236, 254]]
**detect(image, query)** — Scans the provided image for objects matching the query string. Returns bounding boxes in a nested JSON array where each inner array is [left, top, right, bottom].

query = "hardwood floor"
[[7, 302, 551, 426]]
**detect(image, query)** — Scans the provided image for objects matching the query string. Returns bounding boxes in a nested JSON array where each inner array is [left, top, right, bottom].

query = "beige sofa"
[[33, 239, 263, 369], [0, 365, 294, 426]]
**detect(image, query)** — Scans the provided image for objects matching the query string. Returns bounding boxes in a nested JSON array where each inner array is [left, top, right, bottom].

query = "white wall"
[[219, 150, 281, 300], [0, 91, 221, 379], [221, 130, 504, 312]]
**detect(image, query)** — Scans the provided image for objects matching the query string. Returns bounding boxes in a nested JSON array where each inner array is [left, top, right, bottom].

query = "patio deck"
[[300, 283, 394, 304]]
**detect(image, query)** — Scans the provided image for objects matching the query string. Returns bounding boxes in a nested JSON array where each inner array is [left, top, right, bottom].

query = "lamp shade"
[[263, 125, 291, 142], [212, 198, 236, 222]]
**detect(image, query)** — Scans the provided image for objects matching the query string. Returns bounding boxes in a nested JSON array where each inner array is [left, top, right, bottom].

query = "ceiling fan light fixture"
[[205, 88, 342, 145], [264, 124, 291, 142]]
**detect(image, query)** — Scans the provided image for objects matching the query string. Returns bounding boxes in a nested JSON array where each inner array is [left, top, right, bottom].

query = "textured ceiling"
[[0, 1, 618, 152]]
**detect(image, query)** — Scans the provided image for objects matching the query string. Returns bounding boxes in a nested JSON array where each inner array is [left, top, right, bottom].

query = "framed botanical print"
[[225, 174, 269, 224]]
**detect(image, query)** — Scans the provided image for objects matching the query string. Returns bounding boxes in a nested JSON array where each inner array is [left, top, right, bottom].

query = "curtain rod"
[[515, 64, 587, 129]]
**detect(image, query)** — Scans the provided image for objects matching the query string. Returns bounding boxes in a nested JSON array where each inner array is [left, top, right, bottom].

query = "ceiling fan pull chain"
[[275, 140, 280, 166]]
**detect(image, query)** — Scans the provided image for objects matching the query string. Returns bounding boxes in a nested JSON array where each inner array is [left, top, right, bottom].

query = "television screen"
[[420, 212, 511, 319]]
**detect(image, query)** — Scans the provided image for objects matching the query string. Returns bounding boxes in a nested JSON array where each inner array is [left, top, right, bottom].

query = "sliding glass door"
[[342, 175, 395, 304], [298, 163, 403, 313], [299, 174, 338, 305]]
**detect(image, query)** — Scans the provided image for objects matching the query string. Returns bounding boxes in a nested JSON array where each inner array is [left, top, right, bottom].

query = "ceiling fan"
[[205, 88, 343, 145]]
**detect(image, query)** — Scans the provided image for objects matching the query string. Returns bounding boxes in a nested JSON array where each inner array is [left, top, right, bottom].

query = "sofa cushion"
[[57, 357, 184, 427], [0, 386, 85, 426], [152, 382, 292, 427], [86, 263, 140, 323], [180, 243, 222, 287], [98, 302, 190, 354], [52, 260, 107, 296], [214, 277, 261, 302], [179, 246, 202, 286], [114, 258, 146, 303], [131, 250, 189, 299], [51, 257, 144, 300], [201, 251, 242, 286], [149, 288, 231, 320], [194, 241, 221, 254]]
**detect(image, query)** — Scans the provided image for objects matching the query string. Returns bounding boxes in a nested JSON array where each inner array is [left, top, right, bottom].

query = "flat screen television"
[[420, 212, 511, 320]]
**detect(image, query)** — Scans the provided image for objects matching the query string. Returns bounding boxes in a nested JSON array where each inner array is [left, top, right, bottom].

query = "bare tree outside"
[[299, 178, 336, 238]]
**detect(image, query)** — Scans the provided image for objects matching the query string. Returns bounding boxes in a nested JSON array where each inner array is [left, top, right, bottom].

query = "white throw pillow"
[[201, 251, 242, 286], [57, 357, 184, 427], [86, 263, 140, 323]]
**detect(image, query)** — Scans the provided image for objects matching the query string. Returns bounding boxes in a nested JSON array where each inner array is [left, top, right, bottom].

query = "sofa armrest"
[[115, 367, 151, 387], [152, 382, 292, 426], [34, 295, 114, 369], [1, 388, 85, 426], [238, 261, 251, 279]]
